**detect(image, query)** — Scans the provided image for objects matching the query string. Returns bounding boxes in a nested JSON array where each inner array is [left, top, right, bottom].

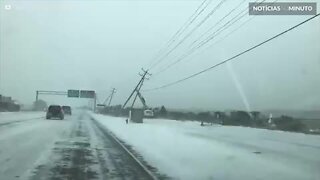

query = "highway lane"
[[0, 113, 73, 179], [0, 111, 158, 180]]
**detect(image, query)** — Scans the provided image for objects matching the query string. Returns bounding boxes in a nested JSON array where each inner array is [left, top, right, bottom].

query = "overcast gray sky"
[[0, 0, 319, 111]]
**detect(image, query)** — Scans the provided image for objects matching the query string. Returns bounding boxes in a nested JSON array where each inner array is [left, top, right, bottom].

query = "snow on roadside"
[[91, 113, 320, 180], [0, 111, 45, 124]]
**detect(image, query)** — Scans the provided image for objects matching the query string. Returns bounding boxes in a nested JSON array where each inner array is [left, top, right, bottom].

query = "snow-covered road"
[[91, 113, 320, 180], [0, 111, 159, 180], [2, 111, 319, 180], [0, 111, 73, 179]]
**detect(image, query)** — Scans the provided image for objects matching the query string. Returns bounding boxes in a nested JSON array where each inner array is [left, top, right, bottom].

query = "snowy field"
[[0, 111, 45, 125], [91, 113, 320, 180]]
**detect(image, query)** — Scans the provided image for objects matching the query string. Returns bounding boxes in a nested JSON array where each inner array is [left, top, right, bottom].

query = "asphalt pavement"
[[0, 111, 157, 180]]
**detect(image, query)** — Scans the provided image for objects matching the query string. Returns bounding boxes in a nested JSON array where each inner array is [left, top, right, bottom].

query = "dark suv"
[[62, 106, 72, 115], [46, 105, 64, 120]]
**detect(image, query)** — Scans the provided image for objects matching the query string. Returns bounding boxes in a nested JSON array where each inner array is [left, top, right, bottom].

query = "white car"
[[144, 109, 154, 118]]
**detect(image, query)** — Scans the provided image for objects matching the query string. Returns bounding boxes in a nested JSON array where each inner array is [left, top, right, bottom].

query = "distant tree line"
[[98, 105, 129, 117], [273, 115, 307, 132], [98, 105, 309, 134]]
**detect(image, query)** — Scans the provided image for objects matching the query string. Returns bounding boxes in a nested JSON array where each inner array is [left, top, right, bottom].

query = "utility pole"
[[103, 88, 116, 107], [108, 88, 116, 106], [130, 78, 145, 108], [36, 91, 39, 102], [93, 92, 97, 112], [123, 68, 151, 109]]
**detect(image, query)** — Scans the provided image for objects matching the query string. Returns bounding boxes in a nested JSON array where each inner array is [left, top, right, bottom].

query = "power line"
[[153, 7, 248, 75], [152, 0, 270, 76], [148, 0, 212, 69], [190, 0, 247, 47], [194, 9, 251, 51], [149, 0, 226, 70], [214, 14, 255, 47], [143, 13, 320, 92], [167, 0, 212, 45], [213, 0, 281, 46], [185, 14, 257, 64]]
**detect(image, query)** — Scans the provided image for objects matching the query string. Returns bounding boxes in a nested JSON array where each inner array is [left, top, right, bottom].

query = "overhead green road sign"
[[67, 89, 95, 98], [68, 90, 80, 98], [80, 90, 95, 98]]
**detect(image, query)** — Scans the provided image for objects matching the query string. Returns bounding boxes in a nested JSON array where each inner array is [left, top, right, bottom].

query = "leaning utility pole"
[[103, 88, 116, 107], [131, 75, 145, 108], [108, 88, 116, 106], [123, 68, 151, 109]]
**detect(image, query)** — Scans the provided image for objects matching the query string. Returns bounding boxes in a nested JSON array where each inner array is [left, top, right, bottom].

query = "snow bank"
[[91, 113, 320, 180]]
